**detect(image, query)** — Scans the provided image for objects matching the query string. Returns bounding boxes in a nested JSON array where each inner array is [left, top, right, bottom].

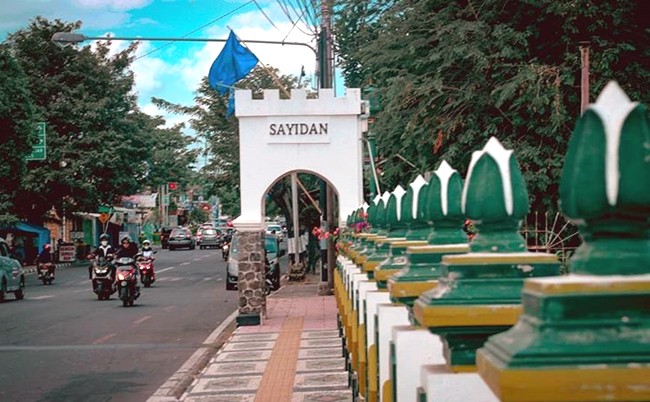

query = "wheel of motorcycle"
[[120, 288, 129, 307], [0, 279, 5, 302], [129, 299, 134, 306], [42, 279, 48, 285], [97, 294, 103, 301], [144, 282, 151, 288]]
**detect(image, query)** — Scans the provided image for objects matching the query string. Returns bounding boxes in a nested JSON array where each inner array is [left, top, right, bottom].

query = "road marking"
[[31, 295, 55, 300], [180, 262, 190, 266], [203, 277, 212, 281], [93, 333, 117, 345], [157, 267, 175, 273], [170, 277, 182, 282], [133, 315, 152, 325], [163, 306, 176, 312]]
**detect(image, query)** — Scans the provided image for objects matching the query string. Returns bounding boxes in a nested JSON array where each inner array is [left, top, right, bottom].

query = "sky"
[[0, 0, 335, 148]]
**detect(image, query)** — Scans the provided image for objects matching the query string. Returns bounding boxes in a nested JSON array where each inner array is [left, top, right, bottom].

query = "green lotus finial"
[[367, 195, 381, 233], [462, 137, 529, 252], [385, 185, 408, 236], [560, 81, 650, 275], [404, 175, 430, 240], [424, 160, 467, 244]]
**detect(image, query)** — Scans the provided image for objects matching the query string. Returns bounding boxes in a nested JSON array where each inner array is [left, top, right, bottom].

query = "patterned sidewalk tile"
[[293, 372, 349, 391], [191, 375, 262, 393], [298, 347, 343, 359], [184, 394, 256, 402], [203, 361, 268, 376], [299, 338, 342, 348], [291, 390, 353, 402], [213, 350, 273, 362], [295, 357, 346, 373], [223, 340, 276, 351], [230, 332, 280, 342], [301, 330, 340, 339]]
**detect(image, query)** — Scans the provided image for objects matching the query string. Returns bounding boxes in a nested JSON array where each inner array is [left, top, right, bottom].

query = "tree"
[[0, 44, 37, 225], [3, 18, 157, 221], [154, 66, 305, 219], [334, 0, 649, 212]]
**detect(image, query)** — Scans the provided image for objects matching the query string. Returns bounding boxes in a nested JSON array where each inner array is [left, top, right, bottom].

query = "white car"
[[265, 224, 283, 242]]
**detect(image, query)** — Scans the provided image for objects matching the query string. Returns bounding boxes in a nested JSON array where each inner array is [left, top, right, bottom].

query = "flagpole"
[[229, 29, 292, 99]]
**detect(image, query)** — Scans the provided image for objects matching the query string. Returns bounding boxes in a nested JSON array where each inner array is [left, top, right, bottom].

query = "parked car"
[[168, 228, 196, 251], [160, 227, 175, 249], [197, 227, 221, 249], [265, 234, 281, 291], [225, 233, 240, 290], [0, 238, 25, 301], [265, 223, 284, 242], [226, 234, 281, 291]]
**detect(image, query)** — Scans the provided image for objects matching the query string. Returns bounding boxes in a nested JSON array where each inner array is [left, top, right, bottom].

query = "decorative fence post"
[[478, 82, 650, 401], [413, 137, 562, 400], [386, 161, 471, 401]]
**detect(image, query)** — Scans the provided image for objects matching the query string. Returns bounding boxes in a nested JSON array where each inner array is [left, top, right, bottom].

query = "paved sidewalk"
[[173, 275, 351, 402], [22, 260, 88, 275]]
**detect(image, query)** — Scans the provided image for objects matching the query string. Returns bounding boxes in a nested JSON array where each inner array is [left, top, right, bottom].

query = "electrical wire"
[[276, 0, 315, 35], [253, 0, 281, 32], [132, 1, 255, 62]]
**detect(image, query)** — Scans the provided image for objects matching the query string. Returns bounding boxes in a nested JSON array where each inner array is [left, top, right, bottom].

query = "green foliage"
[[334, 0, 649, 212], [189, 206, 208, 225], [3, 18, 144, 219], [0, 44, 37, 225]]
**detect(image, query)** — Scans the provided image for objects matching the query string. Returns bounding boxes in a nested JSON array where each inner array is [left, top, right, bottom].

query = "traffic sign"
[[168, 182, 178, 191], [26, 122, 46, 161]]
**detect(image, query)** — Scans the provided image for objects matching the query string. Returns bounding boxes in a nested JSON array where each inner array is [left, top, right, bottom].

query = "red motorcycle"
[[114, 257, 140, 307], [37, 262, 55, 285], [136, 253, 156, 288]]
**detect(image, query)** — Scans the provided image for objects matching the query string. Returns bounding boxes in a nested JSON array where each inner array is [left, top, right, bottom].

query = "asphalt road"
[[0, 247, 238, 402]]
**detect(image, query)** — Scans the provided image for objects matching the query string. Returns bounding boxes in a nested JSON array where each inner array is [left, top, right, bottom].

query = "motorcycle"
[[221, 242, 230, 261], [114, 256, 140, 307], [136, 251, 156, 288], [89, 255, 116, 300], [37, 262, 55, 285]]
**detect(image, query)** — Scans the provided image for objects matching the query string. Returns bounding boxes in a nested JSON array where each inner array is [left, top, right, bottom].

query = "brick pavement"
[[180, 277, 352, 402]]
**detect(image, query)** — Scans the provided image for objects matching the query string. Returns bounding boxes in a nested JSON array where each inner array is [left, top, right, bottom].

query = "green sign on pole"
[[26, 122, 46, 161]]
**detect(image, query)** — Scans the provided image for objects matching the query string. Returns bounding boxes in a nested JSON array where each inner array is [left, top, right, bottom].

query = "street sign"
[[26, 122, 46, 161]]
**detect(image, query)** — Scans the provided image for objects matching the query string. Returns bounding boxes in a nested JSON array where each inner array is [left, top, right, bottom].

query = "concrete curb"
[[146, 309, 239, 402], [22, 261, 87, 275]]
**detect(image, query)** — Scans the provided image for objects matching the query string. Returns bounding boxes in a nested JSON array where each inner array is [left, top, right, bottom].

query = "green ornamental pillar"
[[373, 185, 413, 288], [388, 161, 470, 308], [361, 191, 392, 280], [413, 137, 561, 372], [478, 82, 650, 401]]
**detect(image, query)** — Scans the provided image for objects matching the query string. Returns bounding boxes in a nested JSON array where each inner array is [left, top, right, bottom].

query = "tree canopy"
[[1, 17, 196, 223], [334, 0, 649, 212]]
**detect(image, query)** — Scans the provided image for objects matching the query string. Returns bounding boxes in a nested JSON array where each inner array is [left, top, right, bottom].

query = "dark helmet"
[[99, 233, 110, 241]]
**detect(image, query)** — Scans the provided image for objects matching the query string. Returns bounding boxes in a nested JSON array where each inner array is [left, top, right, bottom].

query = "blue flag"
[[209, 31, 259, 95]]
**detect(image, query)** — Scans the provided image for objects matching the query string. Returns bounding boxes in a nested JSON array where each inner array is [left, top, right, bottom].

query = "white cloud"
[[72, 0, 152, 11]]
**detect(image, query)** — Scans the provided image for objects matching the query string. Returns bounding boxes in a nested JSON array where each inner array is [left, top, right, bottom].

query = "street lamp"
[[51, 32, 317, 56]]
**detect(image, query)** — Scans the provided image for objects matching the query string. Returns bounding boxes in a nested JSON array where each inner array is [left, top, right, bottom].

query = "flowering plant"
[[312, 226, 340, 242]]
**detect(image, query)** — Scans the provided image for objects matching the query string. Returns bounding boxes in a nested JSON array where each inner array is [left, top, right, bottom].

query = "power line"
[[253, 0, 281, 32], [132, 1, 255, 62]]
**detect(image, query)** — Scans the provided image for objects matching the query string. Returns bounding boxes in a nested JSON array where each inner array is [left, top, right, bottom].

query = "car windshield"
[[202, 229, 217, 235], [266, 225, 281, 233], [171, 229, 188, 236]]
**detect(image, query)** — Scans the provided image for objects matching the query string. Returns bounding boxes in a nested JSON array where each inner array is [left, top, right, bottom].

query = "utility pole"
[[318, 0, 336, 291], [579, 41, 590, 114]]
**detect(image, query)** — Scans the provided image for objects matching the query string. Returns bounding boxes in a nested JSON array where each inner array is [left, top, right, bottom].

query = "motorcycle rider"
[[115, 235, 140, 297], [88, 233, 116, 279], [35, 244, 55, 276], [139, 239, 156, 282]]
